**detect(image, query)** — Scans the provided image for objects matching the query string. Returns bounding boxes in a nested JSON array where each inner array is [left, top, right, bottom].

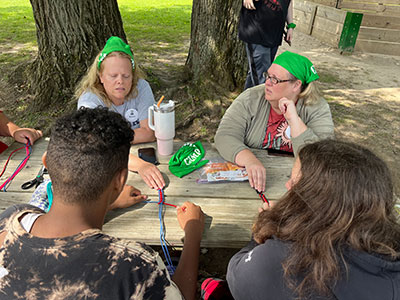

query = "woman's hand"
[[235, 149, 266, 192], [137, 160, 165, 189], [278, 98, 298, 123], [245, 158, 266, 193], [278, 98, 307, 138], [109, 185, 147, 210], [243, 0, 257, 10], [128, 154, 165, 189], [12, 128, 43, 145], [137, 161, 165, 189]]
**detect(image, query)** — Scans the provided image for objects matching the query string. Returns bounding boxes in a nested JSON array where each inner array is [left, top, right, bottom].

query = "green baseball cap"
[[98, 36, 135, 70], [169, 141, 209, 178], [273, 51, 319, 84]]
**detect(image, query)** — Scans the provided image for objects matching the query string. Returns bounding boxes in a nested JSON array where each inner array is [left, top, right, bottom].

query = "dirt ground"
[[150, 31, 400, 194], [283, 33, 400, 196], [0, 31, 399, 292], [152, 32, 400, 286]]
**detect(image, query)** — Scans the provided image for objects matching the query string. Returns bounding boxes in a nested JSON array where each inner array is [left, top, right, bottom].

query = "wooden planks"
[[0, 139, 293, 248], [103, 197, 265, 248], [294, 0, 318, 34], [294, 1, 347, 47], [355, 39, 400, 56], [361, 14, 400, 29], [340, 0, 400, 16], [300, 0, 400, 55], [312, 5, 347, 47], [316, 4, 347, 23], [358, 27, 400, 43]]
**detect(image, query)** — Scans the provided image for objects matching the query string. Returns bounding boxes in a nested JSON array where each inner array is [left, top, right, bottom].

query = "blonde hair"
[[287, 72, 322, 106], [298, 81, 322, 105], [74, 51, 144, 107]]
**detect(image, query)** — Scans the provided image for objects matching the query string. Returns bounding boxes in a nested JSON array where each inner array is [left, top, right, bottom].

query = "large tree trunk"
[[28, 0, 126, 111], [186, 0, 247, 91]]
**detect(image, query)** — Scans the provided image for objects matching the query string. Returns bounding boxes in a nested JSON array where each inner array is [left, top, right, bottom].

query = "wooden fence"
[[294, 0, 400, 56]]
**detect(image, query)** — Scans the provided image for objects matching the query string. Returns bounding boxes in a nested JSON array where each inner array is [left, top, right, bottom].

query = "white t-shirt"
[[77, 79, 155, 130]]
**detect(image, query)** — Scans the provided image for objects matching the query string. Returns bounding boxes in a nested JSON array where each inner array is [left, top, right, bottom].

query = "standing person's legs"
[[244, 44, 279, 90], [270, 46, 279, 67]]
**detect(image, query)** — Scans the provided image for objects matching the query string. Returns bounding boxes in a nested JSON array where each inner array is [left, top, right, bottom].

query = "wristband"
[[287, 23, 296, 29]]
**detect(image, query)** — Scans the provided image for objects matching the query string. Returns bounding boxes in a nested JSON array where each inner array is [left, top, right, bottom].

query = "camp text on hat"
[[98, 36, 135, 70], [273, 51, 319, 84]]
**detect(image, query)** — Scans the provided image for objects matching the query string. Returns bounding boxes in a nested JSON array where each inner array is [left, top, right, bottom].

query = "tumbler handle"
[[148, 106, 155, 131]]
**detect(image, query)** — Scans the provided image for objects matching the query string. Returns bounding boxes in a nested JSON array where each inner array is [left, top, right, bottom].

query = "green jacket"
[[214, 85, 335, 162]]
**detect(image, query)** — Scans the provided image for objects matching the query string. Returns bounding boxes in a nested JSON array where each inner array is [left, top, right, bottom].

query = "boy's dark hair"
[[46, 107, 133, 204]]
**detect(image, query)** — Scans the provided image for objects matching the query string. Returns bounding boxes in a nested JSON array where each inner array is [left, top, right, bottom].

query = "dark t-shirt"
[[227, 238, 400, 300], [0, 205, 183, 300], [238, 0, 290, 47]]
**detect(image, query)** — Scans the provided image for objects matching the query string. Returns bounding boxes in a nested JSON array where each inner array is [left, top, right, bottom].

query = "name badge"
[[125, 109, 139, 123]]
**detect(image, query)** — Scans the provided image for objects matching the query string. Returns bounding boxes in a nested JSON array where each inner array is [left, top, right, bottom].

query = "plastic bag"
[[197, 159, 248, 183]]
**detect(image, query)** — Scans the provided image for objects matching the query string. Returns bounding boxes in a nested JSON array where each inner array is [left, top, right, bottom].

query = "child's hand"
[[109, 185, 147, 210], [177, 201, 204, 240], [258, 201, 276, 213]]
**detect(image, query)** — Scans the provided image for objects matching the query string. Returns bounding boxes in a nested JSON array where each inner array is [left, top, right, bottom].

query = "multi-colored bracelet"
[[287, 23, 296, 29]]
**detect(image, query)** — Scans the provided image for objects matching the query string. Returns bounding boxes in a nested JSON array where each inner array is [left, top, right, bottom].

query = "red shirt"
[[262, 107, 293, 152], [0, 141, 8, 154]]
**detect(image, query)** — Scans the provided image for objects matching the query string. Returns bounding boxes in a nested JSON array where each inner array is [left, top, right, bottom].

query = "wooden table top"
[[0, 138, 294, 248]]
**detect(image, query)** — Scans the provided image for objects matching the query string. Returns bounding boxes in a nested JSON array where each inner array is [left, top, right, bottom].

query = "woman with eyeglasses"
[[226, 140, 400, 300], [214, 51, 334, 192]]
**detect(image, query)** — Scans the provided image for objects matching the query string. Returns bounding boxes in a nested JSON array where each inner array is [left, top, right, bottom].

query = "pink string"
[[0, 142, 31, 191]]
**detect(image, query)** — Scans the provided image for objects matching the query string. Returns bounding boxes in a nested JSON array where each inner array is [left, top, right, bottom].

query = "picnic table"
[[0, 138, 294, 248]]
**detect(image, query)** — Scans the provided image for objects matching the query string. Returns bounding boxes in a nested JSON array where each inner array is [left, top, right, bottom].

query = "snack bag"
[[197, 159, 248, 183]]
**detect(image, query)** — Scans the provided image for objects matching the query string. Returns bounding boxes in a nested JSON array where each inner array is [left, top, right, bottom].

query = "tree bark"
[[186, 0, 247, 91], [28, 0, 126, 111]]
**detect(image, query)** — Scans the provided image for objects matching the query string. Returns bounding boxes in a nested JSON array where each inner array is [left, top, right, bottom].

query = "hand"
[[136, 160, 165, 189], [12, 128, 42, 145], [284, 28, 294, 45], [243, 0, 257, 10], [258, 201, 276, 213], [278, 97, 299, 124], [109, 185, 147, 210], [245, 158, 266, 193], [177, 201, 204, 239]]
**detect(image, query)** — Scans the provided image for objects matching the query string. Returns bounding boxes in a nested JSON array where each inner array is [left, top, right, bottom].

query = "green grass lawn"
[[0, 0, 192, 66]]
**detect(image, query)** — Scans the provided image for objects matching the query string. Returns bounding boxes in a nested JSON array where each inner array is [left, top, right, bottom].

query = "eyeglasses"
[[263, 72, 295, 85]]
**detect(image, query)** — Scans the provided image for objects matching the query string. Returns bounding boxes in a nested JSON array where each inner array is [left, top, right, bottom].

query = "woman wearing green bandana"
[[215, 51, 334, 193], [75, 37, 164, 190]]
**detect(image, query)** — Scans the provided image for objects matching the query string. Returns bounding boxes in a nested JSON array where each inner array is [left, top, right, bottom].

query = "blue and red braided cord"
[[145, 189, 177, 275]]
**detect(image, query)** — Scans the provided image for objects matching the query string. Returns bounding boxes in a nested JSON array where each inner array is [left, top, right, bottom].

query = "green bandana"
[[273, 51, 319, 84], [98, 36, 135, 70], [169, 141, 209, 178]]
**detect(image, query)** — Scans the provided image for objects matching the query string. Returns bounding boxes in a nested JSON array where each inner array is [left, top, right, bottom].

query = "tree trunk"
[[28, 0, 126, 111], [186, 0, 247, 91]]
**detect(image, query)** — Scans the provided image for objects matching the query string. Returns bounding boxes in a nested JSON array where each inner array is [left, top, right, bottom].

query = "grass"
[[0, 0, 192, 67]]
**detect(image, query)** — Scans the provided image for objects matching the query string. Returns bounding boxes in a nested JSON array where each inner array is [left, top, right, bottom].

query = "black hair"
[[46, 107, 133, 204]]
